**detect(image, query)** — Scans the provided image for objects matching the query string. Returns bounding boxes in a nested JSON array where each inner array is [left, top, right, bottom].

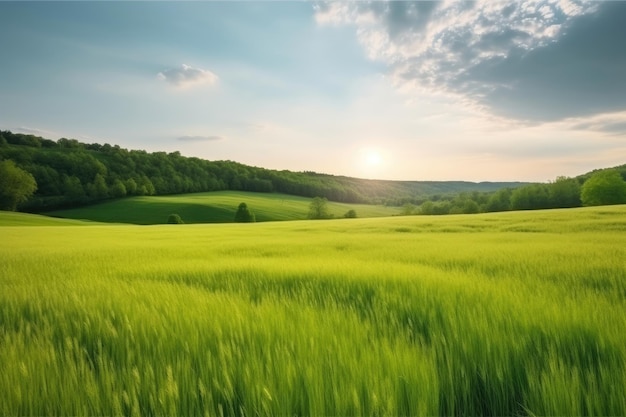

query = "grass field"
[[2, 206, 626, 415], [45, 191, 400, 224], [0, 211, 95, 226]]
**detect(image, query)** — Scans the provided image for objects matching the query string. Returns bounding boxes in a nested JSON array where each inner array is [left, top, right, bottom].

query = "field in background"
[[44, 191, 400, 224], [2, 206, 626, 415]]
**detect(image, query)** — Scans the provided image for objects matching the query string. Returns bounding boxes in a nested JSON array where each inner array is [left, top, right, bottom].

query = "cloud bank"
[[315, 1, 626, 122], [157, 64, 218, 89]]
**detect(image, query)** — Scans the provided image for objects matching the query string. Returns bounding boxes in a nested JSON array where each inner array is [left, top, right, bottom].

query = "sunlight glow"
[[355, 147, 391, 179], [364, 149, 382, 166]]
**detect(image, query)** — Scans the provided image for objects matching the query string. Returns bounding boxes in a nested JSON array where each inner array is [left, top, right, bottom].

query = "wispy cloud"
[[566, 111, 626, 136], [315, 1, 626, 123], [177, 135, 224, 142], [13, 126, 56, 136], [157, 64, 218, 89]]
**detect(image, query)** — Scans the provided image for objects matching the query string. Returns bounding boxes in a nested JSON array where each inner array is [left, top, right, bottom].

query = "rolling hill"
[[44, 191, 400, 224], [0, 211, 95, 226]]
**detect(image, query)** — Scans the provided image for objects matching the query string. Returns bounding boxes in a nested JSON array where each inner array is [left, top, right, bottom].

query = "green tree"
[[62, 175, 86, 200], [308, 196, 330, 219], [139, 176, 156, 196], [30, 165, 61, 196], [167, 213, 184, 224], [87, 173, 109, 200], [511, 184, 550, 210], [485, 188, 512, 212], [0, 160, 37, 211], [110, 179, 127, 198], [419, 200, 435, 215], [344, 209, 357, 218], [234, 202, 255, 223], [432, 200, 452, 215], [549, 176, 581, 208], [125, 178, 138, 195], [581, 170, 626, 206], [401, 203, 416, 215], [462, 199, 480, 214]]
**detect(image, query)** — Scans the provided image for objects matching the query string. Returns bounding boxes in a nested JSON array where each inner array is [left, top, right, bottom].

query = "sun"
[[364, 150, 382, 166], [356, 147, 390, 178], [361, 148, 384, 167]]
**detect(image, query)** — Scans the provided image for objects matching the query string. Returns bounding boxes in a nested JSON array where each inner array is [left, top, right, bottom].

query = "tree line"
[[0, 130, 524, 212], [1, 130, 625, 214], [409, 170, 626, 215], [0, 131, 368, 211]]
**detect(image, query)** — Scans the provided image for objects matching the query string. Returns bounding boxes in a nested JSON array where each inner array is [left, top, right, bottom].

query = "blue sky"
[[1, 1, 625, 181]]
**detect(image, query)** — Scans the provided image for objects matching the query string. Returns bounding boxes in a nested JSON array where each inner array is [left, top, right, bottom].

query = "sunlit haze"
[[1, 1, 625, 182]]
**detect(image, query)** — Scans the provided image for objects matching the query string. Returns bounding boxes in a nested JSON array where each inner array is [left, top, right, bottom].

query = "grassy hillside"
[[2, 206, 625, 415], [44, 191, 400, 224], [0, 210, 95, 226]]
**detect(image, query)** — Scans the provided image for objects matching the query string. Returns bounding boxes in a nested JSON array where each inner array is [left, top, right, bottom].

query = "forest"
[[412, 164, 626, 215], [1, 130, 625, 214], [0, 130, 520, 211]]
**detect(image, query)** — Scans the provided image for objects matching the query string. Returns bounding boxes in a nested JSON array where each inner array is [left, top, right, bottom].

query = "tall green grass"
[[45, 191, 400, 224], [1, 206, 625, 415]]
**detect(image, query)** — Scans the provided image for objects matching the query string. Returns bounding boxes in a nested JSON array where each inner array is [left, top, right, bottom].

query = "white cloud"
[[13, 126, 56, 136], [564, 111, 626, 136], [157, 64, 218, 89], [313, 1, 626, 122]]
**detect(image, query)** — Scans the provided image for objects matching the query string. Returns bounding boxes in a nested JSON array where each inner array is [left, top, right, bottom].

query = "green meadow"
[[2, 206, 626, 416], [45, 191, 400, 224]]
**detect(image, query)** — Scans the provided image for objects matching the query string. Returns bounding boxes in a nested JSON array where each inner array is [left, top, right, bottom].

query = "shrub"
[[167, 213, 184, 224], [344, 209, 357, 218]]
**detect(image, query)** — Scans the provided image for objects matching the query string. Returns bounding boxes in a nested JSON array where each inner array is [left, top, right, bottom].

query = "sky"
[[1, 1, 626, 182]]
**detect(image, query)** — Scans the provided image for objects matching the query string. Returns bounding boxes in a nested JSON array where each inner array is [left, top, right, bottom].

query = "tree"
[[139, 176, 156, 196], [581, 169, 626, 206], [344, 209, 357, 218], [234, 202, 255, 222], [308, 196, 330, 219], [87, 173, 109, 200], [461, 199, 480, 214], [485, 188, 511, 212], [549, 176, 581, 208], [400, 203, 416, 215], [0, 160, 37, 211], [167, 213, 184, 224], [510, 184, 550, 210], [419, 200, 435, 215], [62, 175, 86, 201], [125, 178, 138, 195], [110, 179, 127, 198]]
